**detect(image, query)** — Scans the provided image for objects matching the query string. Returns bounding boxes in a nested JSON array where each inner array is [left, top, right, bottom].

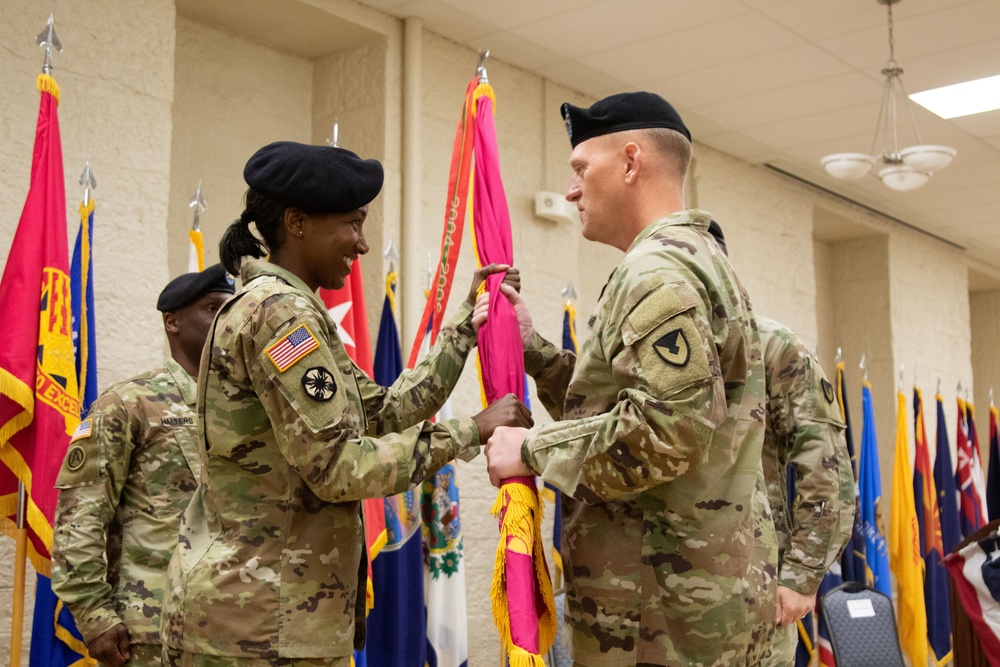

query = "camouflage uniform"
[[52, 358, 201, 665], [161, 259, 480, 661], [757, 316, 854, 666], [522, 210, 777, 666]]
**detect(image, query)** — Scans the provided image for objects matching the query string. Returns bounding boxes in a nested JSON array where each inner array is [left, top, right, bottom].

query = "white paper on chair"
[[846, 599, 876, 618]]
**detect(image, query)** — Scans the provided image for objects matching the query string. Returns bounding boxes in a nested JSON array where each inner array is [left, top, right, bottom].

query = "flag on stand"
[[408, 79, 482, 667], [942, 519, 1000, 665], [889, 390, 928, 667], [966, 403, 990, 524], [319, 263, 386, 667], [363, 270, 427, 667], [0, 72, 90, 666], [935, 395, 963, 554], [914, 389, 952, 665], [988, 405, 1000, 522], [466, 76, 555, 666], [859, 382, 891, 595], [957, 398, 986, 537]]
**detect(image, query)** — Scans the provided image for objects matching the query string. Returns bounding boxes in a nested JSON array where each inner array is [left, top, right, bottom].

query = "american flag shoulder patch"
[[266, 323, 320, 372], [70, 418, 93, 443]]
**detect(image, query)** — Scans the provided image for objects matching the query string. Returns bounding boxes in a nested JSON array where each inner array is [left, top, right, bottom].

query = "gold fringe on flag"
[[489, 481, 557, 666], [37, 73, 60, 104]]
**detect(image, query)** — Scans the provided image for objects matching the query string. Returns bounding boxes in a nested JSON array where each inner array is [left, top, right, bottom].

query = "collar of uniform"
[[625, 208, 713, 255], [165, 356, 197, 406], [240, 258, 327, 314]]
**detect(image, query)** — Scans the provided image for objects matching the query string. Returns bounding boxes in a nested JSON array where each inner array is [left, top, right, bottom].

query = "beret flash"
[[561, 92, 691, 148], [156, 263, 236, 313], [243, 141, 384, 214]]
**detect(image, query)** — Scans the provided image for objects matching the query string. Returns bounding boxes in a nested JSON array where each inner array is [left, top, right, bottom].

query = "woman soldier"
[[161, 142, 531, 666]]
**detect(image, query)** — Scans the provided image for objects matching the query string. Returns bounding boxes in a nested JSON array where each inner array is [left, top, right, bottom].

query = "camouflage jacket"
[[758, 316, 854, 595], [522, 210, 777, 667], [52, 358, 201, 645], [161, 260, 480, 660]]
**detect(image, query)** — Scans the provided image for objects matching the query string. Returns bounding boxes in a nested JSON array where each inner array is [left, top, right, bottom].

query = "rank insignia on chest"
[[70, 418, 93, 443], [653, 328, 690, 367], [302, 366, 337, 401], [266, 324, 320, 372], [821, 377, 836, 404]]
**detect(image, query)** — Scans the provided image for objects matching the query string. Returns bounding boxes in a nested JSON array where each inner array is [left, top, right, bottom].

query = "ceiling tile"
[[438, 0, 604, 31], [577, 11, 804, 81], [466, 31, 565, 70], [903, 38, 1000, 91], [395, 0, 496, 41], [638, 44, 852, 108], [949, 111, 1000, 140], [511, 0, 747, 60], [693, 72, 881, 130]]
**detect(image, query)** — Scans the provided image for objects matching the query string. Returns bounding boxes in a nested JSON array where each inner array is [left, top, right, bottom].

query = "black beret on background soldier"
[[160, 141, 531, 666], [51, 265, 235, 667], [484, 92, 778, 666]]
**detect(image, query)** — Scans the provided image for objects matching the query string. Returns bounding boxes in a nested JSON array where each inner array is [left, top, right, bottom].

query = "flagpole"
[[8, 17, 67, 666], [10, 484, 28, 667]]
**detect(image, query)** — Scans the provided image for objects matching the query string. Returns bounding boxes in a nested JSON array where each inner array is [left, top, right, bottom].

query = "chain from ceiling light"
[[821, 0, 956, 192]]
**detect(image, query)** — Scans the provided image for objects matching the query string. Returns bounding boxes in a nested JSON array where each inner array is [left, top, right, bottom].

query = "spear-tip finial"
[[898, 364, 904, 394], [36, 14, 63, 75], [326, 119, 340, 148], [561, 281, 578, 304], [990, 387, 994, 409], [189, 180, 207, 231], [476, 49, 490, 84], [836, 347, 842, 364], [859, 354, 868, 381], [79, 162, 96, 206], [384, 240, 400, 273]]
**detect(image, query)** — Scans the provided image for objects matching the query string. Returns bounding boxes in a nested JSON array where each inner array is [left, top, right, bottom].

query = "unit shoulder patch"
[[302, 366, 337, 402], [653, 328, 690, 367], [821, 377, 835, 404]]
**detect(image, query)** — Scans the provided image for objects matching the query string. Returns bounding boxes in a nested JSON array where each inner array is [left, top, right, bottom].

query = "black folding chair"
[[819, 581, 905, 667]]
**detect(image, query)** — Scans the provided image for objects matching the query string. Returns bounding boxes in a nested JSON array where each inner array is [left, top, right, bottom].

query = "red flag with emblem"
[[0, 73, 80, 573], [320, 264, 386, 612]]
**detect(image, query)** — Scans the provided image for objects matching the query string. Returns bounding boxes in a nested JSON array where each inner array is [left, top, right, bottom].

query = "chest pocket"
[[135, 421, 199, 517], [618, 280, 714, 399]]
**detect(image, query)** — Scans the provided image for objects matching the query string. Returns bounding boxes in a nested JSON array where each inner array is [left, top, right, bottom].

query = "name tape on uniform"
[[266, 324, 320, 372]]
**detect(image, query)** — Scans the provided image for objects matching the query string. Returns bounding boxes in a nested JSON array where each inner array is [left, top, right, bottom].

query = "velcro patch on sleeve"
[[70, 417, 93, 443], [266, 324, 320, 372]]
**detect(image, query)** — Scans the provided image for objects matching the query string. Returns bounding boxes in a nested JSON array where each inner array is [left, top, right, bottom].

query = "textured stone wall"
[[970, 289, 1000, 476], [168, 16, 313, 277], [0, 1, 177, 662]]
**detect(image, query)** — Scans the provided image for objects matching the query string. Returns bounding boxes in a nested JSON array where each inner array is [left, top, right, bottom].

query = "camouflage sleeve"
[[357, 300, 477, 436], [771, 343, 854, 594], [522, 280, 727, 502], [51, 393, 135, 643], [523, 331, 576, 422], [252, 304, 481, 503]]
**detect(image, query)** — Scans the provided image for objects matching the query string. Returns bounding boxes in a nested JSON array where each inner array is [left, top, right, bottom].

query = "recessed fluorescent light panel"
[[909, 74, 1000, 119]]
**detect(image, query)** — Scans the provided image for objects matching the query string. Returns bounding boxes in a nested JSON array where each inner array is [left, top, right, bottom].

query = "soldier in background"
[[484, 92, 777, 666], [52, 264, 236, 667], [161, 142, 531, 666], [708, 220, 854, 666]]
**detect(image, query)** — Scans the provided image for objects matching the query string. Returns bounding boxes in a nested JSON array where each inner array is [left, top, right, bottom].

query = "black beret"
[[561, 92, 691, 148], [156, 263, 236, 313], [243, 141, 383, 214], [708, 219, 728, 256]]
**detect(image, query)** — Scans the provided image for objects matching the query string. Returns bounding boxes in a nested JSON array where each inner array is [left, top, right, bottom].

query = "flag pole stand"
[[10, 482, 28, 667]]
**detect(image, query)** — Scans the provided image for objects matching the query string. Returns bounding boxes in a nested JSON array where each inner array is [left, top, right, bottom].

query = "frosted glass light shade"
[[899, 144, 956, 172], [878, 165, 930, 191], [821, 153, 875, 180]]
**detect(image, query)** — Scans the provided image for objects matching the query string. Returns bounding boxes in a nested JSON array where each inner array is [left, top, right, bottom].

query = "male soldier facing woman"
[[160, 141, 530, 667]]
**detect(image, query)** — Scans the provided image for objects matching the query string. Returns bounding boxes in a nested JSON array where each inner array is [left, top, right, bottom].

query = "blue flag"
[[934, 395, 962, 554], [914, 389, 952, 664], [859, 383, 890, 595], [358, 272, 427, 667], [31, 200, 98, 666]]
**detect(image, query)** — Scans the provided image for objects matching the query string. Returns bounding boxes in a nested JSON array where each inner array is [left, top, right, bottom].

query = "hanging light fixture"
[[821, 0, 956, 191]]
